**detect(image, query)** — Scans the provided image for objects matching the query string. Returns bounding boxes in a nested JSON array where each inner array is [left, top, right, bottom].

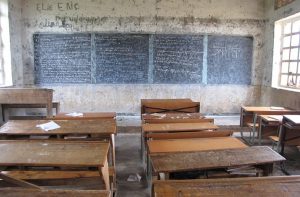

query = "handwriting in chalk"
[[211, 43, 241, 60]]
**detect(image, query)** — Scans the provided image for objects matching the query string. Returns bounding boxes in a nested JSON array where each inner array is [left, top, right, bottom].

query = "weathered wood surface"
[[0, 141, 109, 167], [143, 122, 218, 133], [141, 99, 199, 114], [145, 130, 233, 140], [52, 112, 116, 120], [142, 113, 209, 124], [0, 188, 110, 197], [0, 88, 54, 118], [0, 119, 116, 135], [150, 146, 285, 173], [147, 137, 247, 154], [153, 176, 300, 197]]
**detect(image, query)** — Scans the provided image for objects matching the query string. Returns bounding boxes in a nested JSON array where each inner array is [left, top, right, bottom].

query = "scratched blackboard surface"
[[34, 33, 92, 84], [207, 36, 253, 84], [153, 35, 203, 84], [95, 34, 149, 84]]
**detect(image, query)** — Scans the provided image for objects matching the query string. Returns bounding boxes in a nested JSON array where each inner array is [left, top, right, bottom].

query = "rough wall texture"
[[9, 0, 266, 114], [261, 0, 300, 110]]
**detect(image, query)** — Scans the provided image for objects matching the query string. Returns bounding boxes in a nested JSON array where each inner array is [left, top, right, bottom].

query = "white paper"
[[126, 173, 142, 182], [268, 115, 283, 121], [151, 113, 166, 118], [36, 121, 61, 131], [66, 112, 84, 117], [270, 106, 285, 110]]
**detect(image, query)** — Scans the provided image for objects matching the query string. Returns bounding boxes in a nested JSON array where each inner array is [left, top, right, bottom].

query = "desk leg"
[[258, 163, 273, 176], [258, 118, 263, 146], [278, 125, 287, 155], [110, 134, 116, 168], [99, 158, 110, 191], [250, 113, 258, 144]]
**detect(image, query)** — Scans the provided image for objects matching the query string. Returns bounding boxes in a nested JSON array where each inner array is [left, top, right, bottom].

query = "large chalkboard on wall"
[[95, 34, 149, 83], [34, 34, 92, 84], [207, 36, 253, 85], [153, 35, 203, 84], [34, 33, 253, 85]]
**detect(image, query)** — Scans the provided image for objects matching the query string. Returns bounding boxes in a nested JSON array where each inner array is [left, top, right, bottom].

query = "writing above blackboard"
[[33, 33, 253, 85]]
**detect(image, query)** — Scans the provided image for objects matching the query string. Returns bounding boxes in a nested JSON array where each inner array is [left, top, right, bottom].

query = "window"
[[0, 0, 12, 86], [273, 12, 300, 90]]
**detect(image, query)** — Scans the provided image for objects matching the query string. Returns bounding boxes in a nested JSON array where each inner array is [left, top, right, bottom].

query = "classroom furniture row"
[[240, 106, 300, 155], [140, 99, 292, 196], [0, 112, 117, 197]]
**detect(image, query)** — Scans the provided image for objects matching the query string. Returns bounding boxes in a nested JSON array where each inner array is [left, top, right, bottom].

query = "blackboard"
[[207, 36, 253, 84], [34, 34, 92, 84], [33, 33, 253, 85], [95, 34, 149, 83], [153, 35, 203, 84]]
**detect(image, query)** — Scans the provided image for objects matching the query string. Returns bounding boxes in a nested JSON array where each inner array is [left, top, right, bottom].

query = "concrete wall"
[[261, 0, 300, 110], [9, 0, 266, 114]]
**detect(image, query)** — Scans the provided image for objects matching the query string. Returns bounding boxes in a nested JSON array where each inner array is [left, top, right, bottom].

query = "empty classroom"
[[0, 0, 300, 196]]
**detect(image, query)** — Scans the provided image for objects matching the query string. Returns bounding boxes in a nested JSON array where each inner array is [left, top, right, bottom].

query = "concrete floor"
[[115, 116, 300, 197]]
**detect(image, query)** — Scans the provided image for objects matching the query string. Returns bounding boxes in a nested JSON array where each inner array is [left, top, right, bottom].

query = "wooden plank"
[[1, 171, 101, 180], [147, 137, 247, 154], [0, 141, 109, 167], [145, 130, 233, 139], [241, 106, 291, 112], [144, 117, 214, 124], [141, 99, 199, 114], [0, 88, 54, 118], [0, 119, 116, 135], [150, 146, 285, 173], [143, 122, 218, 133], [0, 88, 53, 104], [52, 112, 116, 120], [0, 188, 110, 197], [153, 176, 300, 197], [0, 173, 41, 189]]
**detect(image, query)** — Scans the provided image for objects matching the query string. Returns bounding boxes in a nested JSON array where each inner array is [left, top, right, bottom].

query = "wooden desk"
[[257, 115, 283, 145], [142, 113, 213, 124], [150, 146, 285, 179], [0, 119, 116, 136], [153, 176, 300, 197], [142, 122, 219, 166], [0, 140, 110, 190], [147, 137, 247, 154], [240, 106, 292, 144], [0, 88, 54, 121], [279, 115, 300, 155], [0, 119, 117, 170], [0, 189, 110, 197], [53, 112, 116, 120], [141, 99, 200, 115], [143, 122, 218, 133]]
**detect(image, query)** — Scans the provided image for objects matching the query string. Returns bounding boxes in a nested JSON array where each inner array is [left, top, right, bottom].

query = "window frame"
[[273, 12, 300, 91]]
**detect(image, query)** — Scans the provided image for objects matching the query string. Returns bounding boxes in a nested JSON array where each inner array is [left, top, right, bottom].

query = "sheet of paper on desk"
[[270, 106, 285, 110], [284, 115, 300, 124], [66, 112, 84, 117], [36, 121, 61, 131], [151, 113, 166, 118], [268, 115, 283, 121]]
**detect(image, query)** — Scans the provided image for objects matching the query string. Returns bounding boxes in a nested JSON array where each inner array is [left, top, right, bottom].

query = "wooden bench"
[[141, 99, 200, 115], [142, 113, 209, 124], [150, 146, 285, 180], [52, 112, 116, 120], [6, 102, 60, 120], [0, 140, 111, 191], [0, 188, 110, 197], [0, 88, 55, 121], [153, 176, 300, 197]]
